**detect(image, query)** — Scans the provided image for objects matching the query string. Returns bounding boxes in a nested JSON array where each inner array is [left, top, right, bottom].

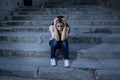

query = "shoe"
[[64, 59, 70, 67], [51, 58, 56, 66]]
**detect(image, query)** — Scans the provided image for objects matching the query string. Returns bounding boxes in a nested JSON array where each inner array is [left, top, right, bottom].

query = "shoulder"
[[49, 25, 54, 32], [49, 25, 53, 28]]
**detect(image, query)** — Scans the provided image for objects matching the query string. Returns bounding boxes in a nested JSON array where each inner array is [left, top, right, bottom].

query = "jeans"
[[49, 39, 69, 59]]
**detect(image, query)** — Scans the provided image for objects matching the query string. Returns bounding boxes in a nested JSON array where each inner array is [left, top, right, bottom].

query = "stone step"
[[7, 15, 120, 20], [0, 32, 120, 43], [0, 75, 45, 80], [0, 26, 120, 33], [44, 1, 96, 4], [95, 70, 120, 80], [0, 50, 77, 60], [0, 57, 95, 80], [22, 6, 105, 11], [71, 59, 120, 70], [0, 57, 120, 80], [17, 10, 120, 15], [43, 4, 99, 8], [77, 43, 120, 59], [71, 59, 120, 80], [20, 8, 118, 13], [1, 20, 120, 26], [22, 5, 99, 10], [0, 42, 97, 57]]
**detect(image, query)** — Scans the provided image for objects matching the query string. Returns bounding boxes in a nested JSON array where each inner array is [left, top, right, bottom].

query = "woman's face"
[[56, 23, 64, 31]]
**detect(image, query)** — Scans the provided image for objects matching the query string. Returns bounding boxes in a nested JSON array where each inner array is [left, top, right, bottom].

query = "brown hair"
[[52, 16, 70, 33]]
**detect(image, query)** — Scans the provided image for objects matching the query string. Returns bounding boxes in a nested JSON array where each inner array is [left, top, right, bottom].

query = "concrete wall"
[[107, 0, 120, 10], [96, 0, 120, 9], [32, 0, 48, 6], [0, 0, 23, 20]]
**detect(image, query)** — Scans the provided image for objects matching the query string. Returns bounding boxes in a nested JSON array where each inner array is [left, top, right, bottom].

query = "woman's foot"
[[51, 58, 56, 66], [64, 59, 70, 67]]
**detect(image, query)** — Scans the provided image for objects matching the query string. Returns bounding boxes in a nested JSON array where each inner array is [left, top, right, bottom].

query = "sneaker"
[[51, 58, 56, 66], [64, 59, 70, 67]]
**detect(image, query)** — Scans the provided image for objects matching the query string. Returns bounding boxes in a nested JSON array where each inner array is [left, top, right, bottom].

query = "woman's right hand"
[[53, 18, 58, 28]]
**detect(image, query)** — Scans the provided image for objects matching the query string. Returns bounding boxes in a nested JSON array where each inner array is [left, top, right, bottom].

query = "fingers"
[[54, 18, 58, 25], [53, 17, 67, 27], [61, 18, 67, 26]]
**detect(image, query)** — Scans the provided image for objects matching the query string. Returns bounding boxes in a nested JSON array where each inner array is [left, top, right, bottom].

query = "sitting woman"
[[49, 16, 70, 67]]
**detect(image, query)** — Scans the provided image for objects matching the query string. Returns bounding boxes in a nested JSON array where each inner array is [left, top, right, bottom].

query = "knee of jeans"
[[52, 39, 59, 48], [62, 40, 68, 47]]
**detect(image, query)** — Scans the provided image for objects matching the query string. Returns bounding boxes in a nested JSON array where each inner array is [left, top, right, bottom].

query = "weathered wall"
[[107, 0, 120, 10], [96, 0, 120, 10], [0, 0, 22, 20]]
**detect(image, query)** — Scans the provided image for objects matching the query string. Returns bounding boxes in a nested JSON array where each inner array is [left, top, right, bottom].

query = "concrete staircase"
[[0, 0, 120, 80]]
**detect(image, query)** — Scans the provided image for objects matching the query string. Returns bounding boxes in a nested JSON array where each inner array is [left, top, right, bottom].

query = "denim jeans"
[[49, 39, 69, 59]]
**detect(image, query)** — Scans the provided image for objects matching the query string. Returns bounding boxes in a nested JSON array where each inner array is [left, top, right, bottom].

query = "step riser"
[[77, 51, 120, 59], [18, 11, 120, 14], [18, 12, 120, 15], [1, 21, 120, 26], [0, 36, 120, 44], [0, 36, 102, 44], [95, 70, 120, 80], [0, 66, 95, 80], [7, 16, 120, 20], [0, 44, 119, 59], [0, 27, 120, 33], [0, 50, 77, 59], [23, 6, 100, 10], [0, 43, 96, 57], [22, 8, 106, 11]]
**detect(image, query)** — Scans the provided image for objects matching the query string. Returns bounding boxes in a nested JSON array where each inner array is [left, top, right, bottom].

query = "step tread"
[[0, 57, 95, 80], [7, 14, 120, 18], [77, 43, 120, 59], [1, 20, 120, 22], [95, 70, 120, 80], [0, 32, 120, 38], [0, 25, 120, 29], [0, 75, 45, 80], [0, 42, 96, 51], [71, 59, 120, 69], [78, 43, 120, 52]]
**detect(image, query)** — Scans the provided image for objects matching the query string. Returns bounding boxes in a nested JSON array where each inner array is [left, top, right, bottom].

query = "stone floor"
[[0, 57, 120, 80]]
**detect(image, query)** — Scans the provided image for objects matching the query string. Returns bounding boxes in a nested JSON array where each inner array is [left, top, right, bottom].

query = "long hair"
[[52, 16, 70, 33]]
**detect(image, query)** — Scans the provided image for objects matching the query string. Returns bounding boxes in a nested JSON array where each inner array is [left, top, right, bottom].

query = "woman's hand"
[[53, 18, 58, 28], [62, 18, 67, 27]]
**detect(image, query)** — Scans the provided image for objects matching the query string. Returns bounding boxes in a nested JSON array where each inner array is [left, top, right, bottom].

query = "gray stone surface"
[[38, 67, 95, 80], [95, 70, 120, 80], [99, 59, 120, 69], [1, 20, 120, 26], [0, 42, 96, 52], [0, 64, 37, 78], [0, 76, 45, 80], [0, 0, 120, 79], [7, 15, 120, 20], [1, 25, 120, 33], [71, 59, 103, 69], [77, 43, 120, 59], [0, 57, 95, 80], [71, 59, 120, 70]]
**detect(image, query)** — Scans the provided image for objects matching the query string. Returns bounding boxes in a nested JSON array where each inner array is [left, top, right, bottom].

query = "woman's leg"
[[61, 39, 69, 59], [49, 39, 59, 59]]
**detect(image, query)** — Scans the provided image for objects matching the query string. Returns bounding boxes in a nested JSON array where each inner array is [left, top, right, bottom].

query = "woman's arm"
[[53, 23, 60, 41], [61, 26, 67, 41]]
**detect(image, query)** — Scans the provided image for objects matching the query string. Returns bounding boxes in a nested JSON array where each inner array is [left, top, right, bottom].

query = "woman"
[[49, 16, 70, 67]]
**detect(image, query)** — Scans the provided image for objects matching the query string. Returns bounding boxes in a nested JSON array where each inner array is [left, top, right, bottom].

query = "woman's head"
[[52, 16, 70, 33], [52, 16, 66, 25], [56, 21, 64, 31]]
